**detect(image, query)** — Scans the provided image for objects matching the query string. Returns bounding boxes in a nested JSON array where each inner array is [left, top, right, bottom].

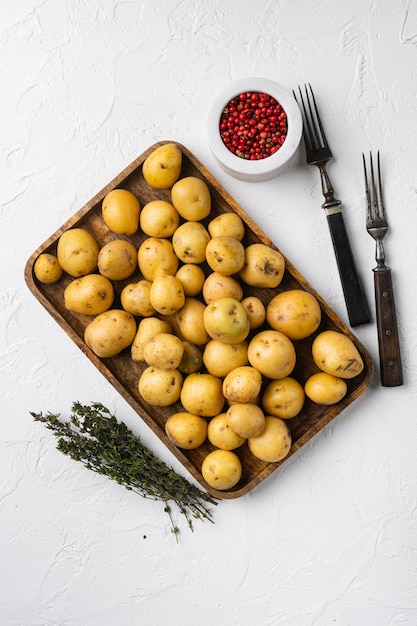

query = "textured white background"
[[2, 1, 417, 624]]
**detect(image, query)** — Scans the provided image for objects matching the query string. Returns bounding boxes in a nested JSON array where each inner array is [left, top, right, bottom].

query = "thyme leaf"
[[30, 401, 217, 535]]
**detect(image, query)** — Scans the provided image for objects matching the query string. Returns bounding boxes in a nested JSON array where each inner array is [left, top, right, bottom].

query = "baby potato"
[[239, 243, 285, 288], [138, 237, 178, 281], [207, 413, 246, 451], [248, 330, 296, 379], [102, 189, 140, 235], [203, 297, 250, 345], [120, 280, 155, 317], [165, 412, 208, 450], [304, 372, 347, 405], [34, 253, 63, 284], [142, 143, 182, 189], [172, 221, 210, 264], [223, 366, 262, 404], [171, 176, 211, 221], [202, 272, 243, 304], [175, 264, 206, 297], [203, 340, 249, 377], [266, 289, 321, 340], [201, 449, 242, 491], [64, 274, 114, 315], [176, 298, 210, 345], [98, 239, 137, 281], [143, 332, 185, 370], [131, 317, 172, 362], [84, 309, 136, 358], [138, 366, 183, 407], [180, 373, 224, 417], [226, 403, 265, 439], [205, 236, 245, 276], [208, 212, 245, 241], [312, 330, 364, 379], [149, 274, 185, 315], [241, 296, 266, 329], [262, 377, 305, 419], [139, 200, 179, 237], [178, 342, 203, 374], [248, 416, 292, 463], [57, 228, 99, 277]]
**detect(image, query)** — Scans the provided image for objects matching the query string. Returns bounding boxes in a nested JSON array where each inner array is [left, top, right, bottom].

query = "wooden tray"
[[25, 141, 374, 499]]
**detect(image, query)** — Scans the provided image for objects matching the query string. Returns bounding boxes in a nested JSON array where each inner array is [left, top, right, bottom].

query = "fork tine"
[[305, 83, 329, 150]]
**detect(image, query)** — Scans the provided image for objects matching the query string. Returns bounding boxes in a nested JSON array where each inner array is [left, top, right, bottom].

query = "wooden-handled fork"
[[363, 151, 403, 387]]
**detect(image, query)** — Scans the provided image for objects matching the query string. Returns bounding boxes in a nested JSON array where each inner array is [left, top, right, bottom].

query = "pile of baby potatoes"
[[34, 144, 365, 491]]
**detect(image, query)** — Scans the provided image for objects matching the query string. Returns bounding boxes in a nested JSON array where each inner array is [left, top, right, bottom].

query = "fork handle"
[[373, 267, 403, 387], [325, 209, 370, 327]]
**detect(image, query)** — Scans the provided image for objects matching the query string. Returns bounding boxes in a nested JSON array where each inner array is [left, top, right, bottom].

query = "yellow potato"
[[304, 372, 347, 405], [57, 228, 99, 277], [203, 297, 250, 344], [138, 366, 183, 406], [172, 221, 210, 264], [139, 200, 179, 237], [165, 412, 208, 449], [226, 403, 265, 438], [84, 309, 136, 358], [98, 239, 137, 281], [175, 264, 206, 297], [34, 253, 63, 284], [142, 143, 182, 189], [248, 330, 296, 379], [312, 330, 364, 379], [143, 332, 185, 370], [205, 236, 245, 276], [266, 289, 321, 340], [131, 317, 172, 362], [149, 274, 185, 315], [64, 274, 114, 315], [180, 373, 224, 417], [207, 413, 246, 450], [120, 280, 155, 317], [208, 212, 245, 241], [137, 237, 178, 281], [175, 298, 210, 345], [262, 377, 305, 419], [223, 366, 262, 404], [203, 340, 249, 377], [102, 189, 140, 235], [241, 296, 266, 329], [239, 243, 285, 288], [171, 176, 211, 221], [202, 272, 243, 304], [248, 416, 292, 463], [201, 449, 242, 490]]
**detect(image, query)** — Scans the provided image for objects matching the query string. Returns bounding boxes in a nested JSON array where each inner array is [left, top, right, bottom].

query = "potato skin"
[[172, 221, 210, 264], [34, 253, 63, 284], [176, 298, 210, 345], [138, 366, 183, 407], [165, 412, 207, 449], [120, 280, 155, 317], [201, 450, 242, 490], [57, 228, 99, 277], [171, 176, 211, 221], [248, 330, 296, 379], [202, 272, 243, 304], [266, 289, 321, 340], [248, 416, 292, 463], [205, 236, 245, 276], [149, 275, 185, 315], [239, 243, 285, 289], [138, 237, 178, 281], [304, 372, 347, 405], [140, 200, 179, 237], [203, 340, 249, 377], [84, 309, 136, 358], [207, 413, 246, 450], [143, 332, 184, 370], [131, 317, 172, 362], [64, 274, 114, 315], [262, 377, 305, 419], [98, 239, 137, 281], [102, 189, 140, 235], [208, 212, 245, 241], [142, 143, 182, 189], [312, 330, 364, 379], [180, 373, 224, 417], [223, 366, 262, 404], [226, 403, 265, 438]]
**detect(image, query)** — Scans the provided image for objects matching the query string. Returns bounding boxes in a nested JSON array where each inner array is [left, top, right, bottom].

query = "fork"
[[363, 151, 403, 387], [294, 84, 370, 327]]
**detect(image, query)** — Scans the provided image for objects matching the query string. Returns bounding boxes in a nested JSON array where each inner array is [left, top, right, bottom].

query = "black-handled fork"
[[294, 84, 370, 327], [363, 151, 403, 387]]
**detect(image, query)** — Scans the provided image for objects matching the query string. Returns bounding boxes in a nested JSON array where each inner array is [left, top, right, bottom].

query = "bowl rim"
[[207, 77, 302, 179]]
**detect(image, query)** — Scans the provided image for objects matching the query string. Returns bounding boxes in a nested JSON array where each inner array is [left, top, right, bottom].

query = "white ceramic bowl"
[[207, 77, 302, 182]]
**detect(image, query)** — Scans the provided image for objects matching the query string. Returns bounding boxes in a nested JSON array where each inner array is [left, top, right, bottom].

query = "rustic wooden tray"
[[25, 141, 374, 499]]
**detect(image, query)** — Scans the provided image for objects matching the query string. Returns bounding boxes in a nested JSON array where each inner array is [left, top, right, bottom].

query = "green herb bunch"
[[31, 401, 217, 535]]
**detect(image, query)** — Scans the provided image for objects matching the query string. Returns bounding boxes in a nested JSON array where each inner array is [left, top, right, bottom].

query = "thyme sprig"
[[30, 401, 217, 535]]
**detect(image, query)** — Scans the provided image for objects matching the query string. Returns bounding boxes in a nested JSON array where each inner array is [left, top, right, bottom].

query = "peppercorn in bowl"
[[207, 77, 303, 182]]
